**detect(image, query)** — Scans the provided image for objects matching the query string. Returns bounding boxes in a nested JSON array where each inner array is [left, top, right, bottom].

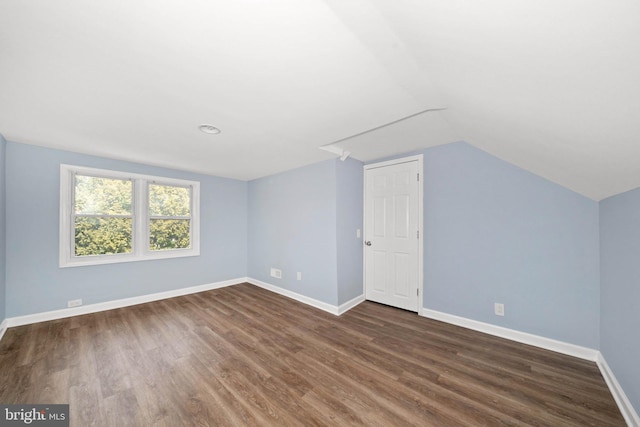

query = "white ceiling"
[[1, 1, 639, 200]]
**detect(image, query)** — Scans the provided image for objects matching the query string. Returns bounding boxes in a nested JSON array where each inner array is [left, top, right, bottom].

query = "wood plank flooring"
[[0, 283, 625, 426]]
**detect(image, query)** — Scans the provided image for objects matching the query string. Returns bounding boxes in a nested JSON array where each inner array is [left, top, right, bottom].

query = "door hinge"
[[417, 288, 419, 296], [417, 230, 419, 239], [417, 173, 420, 181]]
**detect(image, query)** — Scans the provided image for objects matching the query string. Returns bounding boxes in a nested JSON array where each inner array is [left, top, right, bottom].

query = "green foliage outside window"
[[75, 217, 133, 255], [74, 175, 133, 256], [73, 177, 192, 256], [150, 219, 190, 250], [75, 175, 132, 215], [149, 184, 190, 216], [149, 184, 191, 250]]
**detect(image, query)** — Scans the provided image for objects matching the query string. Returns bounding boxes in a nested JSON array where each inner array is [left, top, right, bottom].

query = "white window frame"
[[60, 164, 200, 268]]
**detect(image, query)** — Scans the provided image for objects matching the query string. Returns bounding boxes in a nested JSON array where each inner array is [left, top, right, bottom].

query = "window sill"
[[59, 249, 200, 268]]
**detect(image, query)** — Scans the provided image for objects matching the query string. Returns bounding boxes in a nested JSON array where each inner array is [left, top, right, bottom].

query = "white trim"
[[596, 353, 640, 427], [0, 277, 361, 342], [364, 154, 424, 171], [59, 164, 200, 268], [247, 278, 344, 316], [0, 319, 7, 342], [5, 278, 244, 328], [416, 155, 424, 311], [362, 165, 366, 299], [421, 308, 599, 361], [337, 294, 365, 315], [363, 154, 424, 313]]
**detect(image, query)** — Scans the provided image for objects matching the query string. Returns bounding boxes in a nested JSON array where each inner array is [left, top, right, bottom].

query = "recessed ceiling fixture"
[[198, 124, 221, 134]]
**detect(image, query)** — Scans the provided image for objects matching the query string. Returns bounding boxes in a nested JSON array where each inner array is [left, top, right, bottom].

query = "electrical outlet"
[[270, 268, 282, 279], [297, 272, 302, 281], [356, 229, 361, 238], [68, 299, 83, 308], [494, 303, 505, 316]]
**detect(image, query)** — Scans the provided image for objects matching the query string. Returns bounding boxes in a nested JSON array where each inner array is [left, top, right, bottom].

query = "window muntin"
[[60, 165, 200, 267]]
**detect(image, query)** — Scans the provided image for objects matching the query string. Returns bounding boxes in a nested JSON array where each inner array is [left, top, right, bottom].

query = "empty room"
[[0, 1, 638, 426]]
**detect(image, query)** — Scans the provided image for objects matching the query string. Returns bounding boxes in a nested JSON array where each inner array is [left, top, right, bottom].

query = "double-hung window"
[[60, 164, 200, 267]]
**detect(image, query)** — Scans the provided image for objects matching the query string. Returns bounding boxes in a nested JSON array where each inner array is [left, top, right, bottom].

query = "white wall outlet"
[[494, 303, 505, 316], [270, 268, 282, 279], [356, 229, 361, 238], [296, 272, 302, 281], [68, 299, 83, 308]]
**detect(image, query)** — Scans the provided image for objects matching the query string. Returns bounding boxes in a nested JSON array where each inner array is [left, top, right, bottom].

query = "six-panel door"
[[364, 159, 420, 312]]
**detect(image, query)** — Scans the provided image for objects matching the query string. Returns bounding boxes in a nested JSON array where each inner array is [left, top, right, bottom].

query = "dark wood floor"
[[0, 283, 625, 426]]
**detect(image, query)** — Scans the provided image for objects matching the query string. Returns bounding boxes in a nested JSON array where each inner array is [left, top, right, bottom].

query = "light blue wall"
[[423, 142, 600, 348], [3, 140, 603, 350], [0, 137, 634, 409], [368, 142, 601, 348], [0, 135, 6, 322], [248, 159, 339, 305], [5, 142, 247, 317], [600, 189, 640, 412], [336, 158, 364, 305]]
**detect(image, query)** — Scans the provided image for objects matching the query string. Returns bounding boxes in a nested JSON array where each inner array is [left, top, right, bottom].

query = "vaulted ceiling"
[[1, 1, 639, 200]]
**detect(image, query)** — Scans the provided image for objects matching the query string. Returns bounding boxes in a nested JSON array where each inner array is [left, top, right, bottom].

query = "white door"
[[364, 157, 422, 312]]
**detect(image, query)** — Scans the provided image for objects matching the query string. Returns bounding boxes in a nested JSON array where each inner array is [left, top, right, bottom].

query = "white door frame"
[[363, 154, 424, 312]]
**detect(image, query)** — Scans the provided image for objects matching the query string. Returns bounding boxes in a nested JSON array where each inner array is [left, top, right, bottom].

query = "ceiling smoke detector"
[[199, 124, 221, 134]]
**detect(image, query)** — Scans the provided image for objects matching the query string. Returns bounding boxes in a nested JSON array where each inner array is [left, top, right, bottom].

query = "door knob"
[[365, 241, 372, 246]]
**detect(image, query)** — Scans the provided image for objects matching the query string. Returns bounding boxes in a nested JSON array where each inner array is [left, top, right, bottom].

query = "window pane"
[[150, 219, 190, 250], [149, 184, 190, 217], [75, 217, 133, 256], [75, 175, 132, 215]]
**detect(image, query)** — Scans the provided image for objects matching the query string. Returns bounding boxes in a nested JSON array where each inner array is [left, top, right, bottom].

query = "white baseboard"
[[247, 277, 340, 315], [338, 294, 366, 315], [421, 308, 599, 361], [5, 277, 245, 328], [596, 353, 640, 427], [246, 277, 363, 316], [0, 277, 364, 341], [0, 319, 7, 342]]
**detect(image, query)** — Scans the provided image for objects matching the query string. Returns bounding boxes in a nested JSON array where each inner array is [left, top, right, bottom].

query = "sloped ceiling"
[[1, 1, 639, 200]]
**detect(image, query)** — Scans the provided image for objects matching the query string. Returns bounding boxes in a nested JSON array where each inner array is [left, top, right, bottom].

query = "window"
[[74, 175, 134, 256], [148, 183, 192, 251], [60, 165, 200, 267]]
